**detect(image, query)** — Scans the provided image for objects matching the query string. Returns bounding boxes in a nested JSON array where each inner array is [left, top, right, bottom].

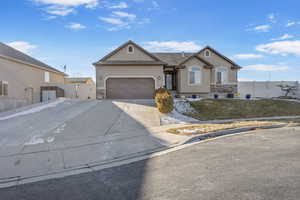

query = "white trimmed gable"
[[106, 44, 156, 61]]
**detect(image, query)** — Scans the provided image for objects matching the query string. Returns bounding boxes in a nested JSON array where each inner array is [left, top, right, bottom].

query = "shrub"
[[155, 88, 174, 113]]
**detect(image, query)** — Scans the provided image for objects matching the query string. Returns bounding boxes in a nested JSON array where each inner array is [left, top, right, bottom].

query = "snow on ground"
[[178, 128, 204, 134], [174, 99, 196, 113], [0, 99, 65, 121], [160, 99, 202, 125], [185, 98, 203, 102], [160, 110, 199, 125]]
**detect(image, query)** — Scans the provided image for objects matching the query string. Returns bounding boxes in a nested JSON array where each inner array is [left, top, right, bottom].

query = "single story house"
[[93, 40, 241, 99], [0, 42, 67, 109]]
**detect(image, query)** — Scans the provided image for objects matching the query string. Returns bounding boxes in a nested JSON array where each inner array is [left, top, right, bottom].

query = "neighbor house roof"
[[65, 77, 94, 84], [0, 42, 66, 75]]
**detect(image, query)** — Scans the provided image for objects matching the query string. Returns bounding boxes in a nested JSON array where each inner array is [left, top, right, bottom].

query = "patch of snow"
[[178, 128, 204, 134], [186, 98, 203, 102], [174, 100, 195, 113], [24, 135, 45, 146], [0, 99, 65, 121], [161, 110, 199, 125]]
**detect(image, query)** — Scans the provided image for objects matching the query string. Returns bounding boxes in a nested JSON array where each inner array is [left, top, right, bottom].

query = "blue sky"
[[1, 0, 300, 81]]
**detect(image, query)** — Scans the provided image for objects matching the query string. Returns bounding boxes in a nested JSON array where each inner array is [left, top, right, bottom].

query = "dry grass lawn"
[[167, 120, 288, 136], [186, 99, 300, 120]]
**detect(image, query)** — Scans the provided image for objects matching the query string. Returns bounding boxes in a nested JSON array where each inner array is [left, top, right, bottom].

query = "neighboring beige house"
[[65, 77, 95, 85], [93, 40, 241, 99], [0, 42, 66, 110]]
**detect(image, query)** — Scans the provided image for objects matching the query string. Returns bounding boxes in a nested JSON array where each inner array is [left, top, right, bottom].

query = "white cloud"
[[7, 41, 37, 54], [232, 54, 264, 60], [250, 25, 271, 32], [66, 22, 86, 30], [152, 1, 159, 9], [286, 21, 300, 27], [243, 64, 289, 71], [33, 0, 98, 17], [271, 34, 294, 41], [143, 41, 202, 52], [99, 17, 127, 25], [45, 15, 57, 20], [99, 17, 129, 31], [268, 13, 276, 23], [108, 2, 128, 9], [46, 6, 74, 16], [34, 0, 98, 8], [256, 40, 300, 56], [239, 77, 255, 81], [112, 11, 136, 20]]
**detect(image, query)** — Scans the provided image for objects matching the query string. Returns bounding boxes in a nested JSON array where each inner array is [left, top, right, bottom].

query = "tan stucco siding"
[[178, 58, 211, 93], [96, 65, 164, 98], [198, 50, 238, 84], [0, 57, 65, 103], [106, 44, 155, 61]]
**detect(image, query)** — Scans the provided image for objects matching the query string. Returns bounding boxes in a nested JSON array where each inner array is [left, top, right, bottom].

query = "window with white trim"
[[216, 67, 228, 84], [188, 66, 202, 85], [44, 71, 50, 83], [204, 50, 211, 57], [127, 45, 134, 54], [0, 81, 8, 96]]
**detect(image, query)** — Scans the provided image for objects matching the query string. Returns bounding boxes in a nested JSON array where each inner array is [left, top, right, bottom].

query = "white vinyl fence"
[[238, 81, 300, 99], [48, 83, 96, 100]]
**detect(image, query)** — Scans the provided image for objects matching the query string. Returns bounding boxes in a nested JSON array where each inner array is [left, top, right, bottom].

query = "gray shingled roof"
[[152, 53, 194, 66], [95, 60, 166, 65], [0, 42, 65, 74]]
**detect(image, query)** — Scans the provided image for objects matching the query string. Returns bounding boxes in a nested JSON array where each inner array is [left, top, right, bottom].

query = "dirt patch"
[[167, 120, 286, 136]]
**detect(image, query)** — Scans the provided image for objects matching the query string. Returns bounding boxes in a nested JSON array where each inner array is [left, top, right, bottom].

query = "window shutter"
[[217, 72, 222, 84], [0, 81, 2, 96], [3, 83, 8, 96]]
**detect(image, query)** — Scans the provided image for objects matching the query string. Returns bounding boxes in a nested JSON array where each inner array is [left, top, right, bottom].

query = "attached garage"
[[106, 78, 155, 99]]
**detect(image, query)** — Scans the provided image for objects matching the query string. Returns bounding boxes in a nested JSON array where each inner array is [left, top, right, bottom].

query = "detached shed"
[[40, 86, 64, 102]]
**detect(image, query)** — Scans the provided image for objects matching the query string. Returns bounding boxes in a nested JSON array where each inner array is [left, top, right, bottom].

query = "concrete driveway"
[[0, 99, 167, 182]]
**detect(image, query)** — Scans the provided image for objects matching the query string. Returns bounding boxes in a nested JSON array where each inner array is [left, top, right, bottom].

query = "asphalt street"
[[1, 126, 300, 200]]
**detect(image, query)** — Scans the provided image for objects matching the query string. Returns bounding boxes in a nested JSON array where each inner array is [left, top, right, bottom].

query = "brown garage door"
[[106, 78, 155, 99]]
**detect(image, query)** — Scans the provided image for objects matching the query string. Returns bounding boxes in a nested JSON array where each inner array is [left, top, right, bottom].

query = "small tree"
[[277, 84, 297, 97]]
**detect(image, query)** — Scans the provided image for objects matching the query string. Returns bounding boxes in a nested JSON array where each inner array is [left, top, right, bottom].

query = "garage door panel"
[[106, 78, 155, 99]]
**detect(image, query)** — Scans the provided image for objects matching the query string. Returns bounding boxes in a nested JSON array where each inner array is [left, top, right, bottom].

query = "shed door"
[[42, 90, 57, 102], [106, 78, 155, 99]]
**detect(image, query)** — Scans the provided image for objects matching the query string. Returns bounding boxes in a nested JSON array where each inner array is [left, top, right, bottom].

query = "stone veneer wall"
[[210, 84, 238, 93]]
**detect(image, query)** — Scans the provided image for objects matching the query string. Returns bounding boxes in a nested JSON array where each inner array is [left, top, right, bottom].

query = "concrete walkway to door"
[[0, 99, 182, 186]]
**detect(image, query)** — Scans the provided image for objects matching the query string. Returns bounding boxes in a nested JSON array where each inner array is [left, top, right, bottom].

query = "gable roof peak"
[[197, 45, 242, 69], [94, 40, 165, 65]]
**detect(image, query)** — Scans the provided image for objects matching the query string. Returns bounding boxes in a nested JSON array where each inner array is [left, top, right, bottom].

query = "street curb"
[[181, 124, 287, 144], [0, 124, 289, 189]]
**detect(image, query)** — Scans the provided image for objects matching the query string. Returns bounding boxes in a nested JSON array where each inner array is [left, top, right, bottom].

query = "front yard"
[[186, 99, 300, 120]]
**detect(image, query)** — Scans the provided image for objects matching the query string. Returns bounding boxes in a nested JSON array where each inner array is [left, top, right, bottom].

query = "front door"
[[166, 74, 173, 90]]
